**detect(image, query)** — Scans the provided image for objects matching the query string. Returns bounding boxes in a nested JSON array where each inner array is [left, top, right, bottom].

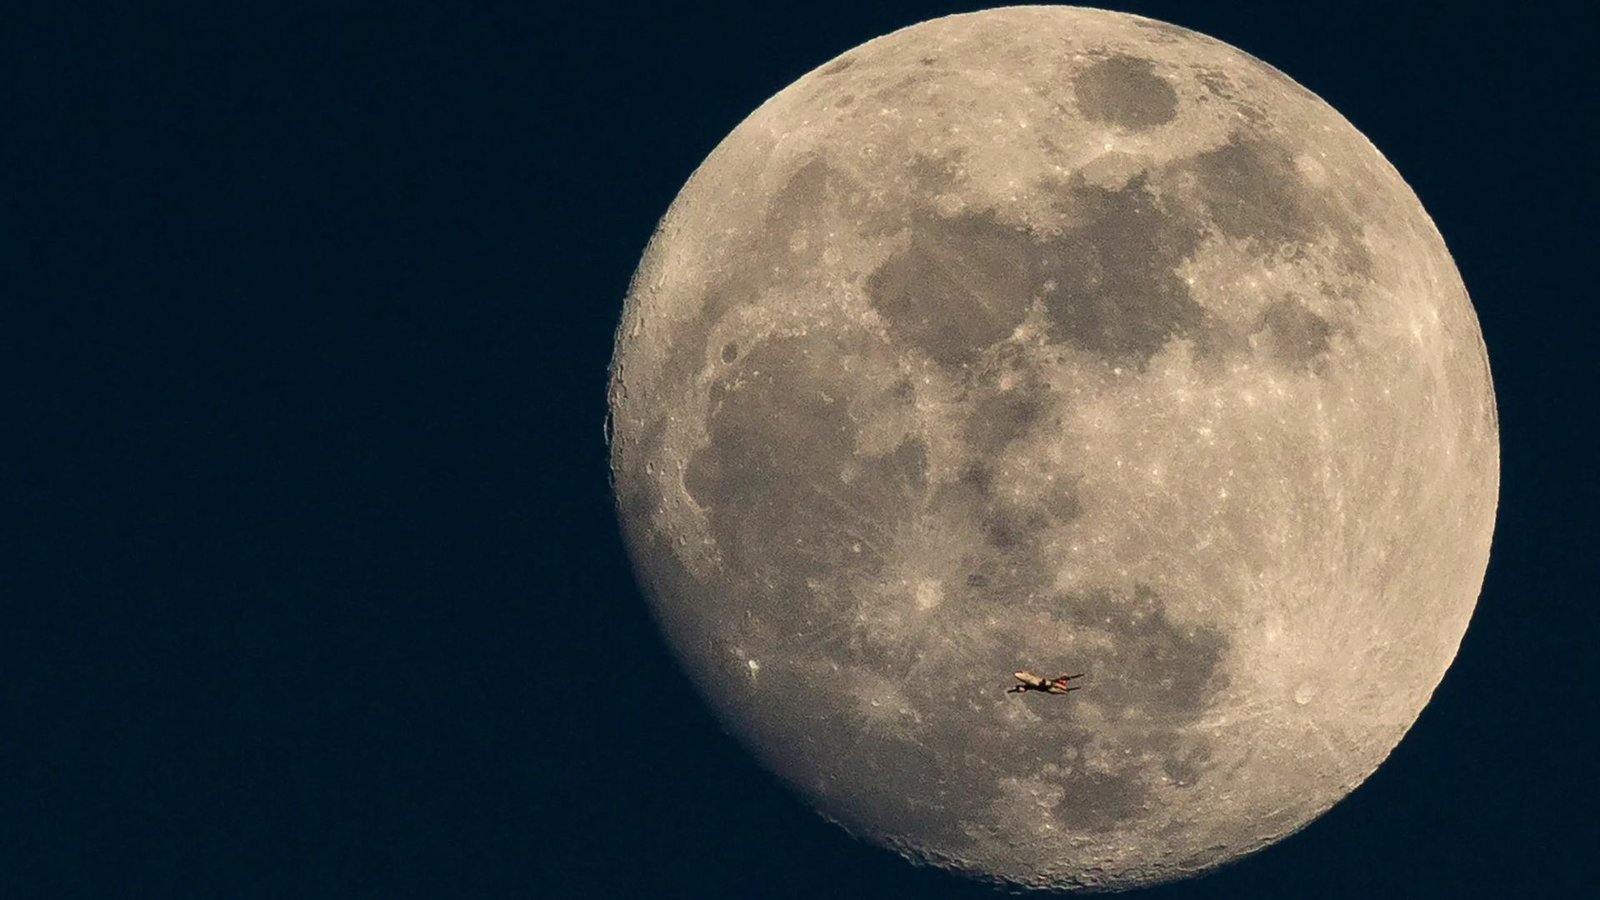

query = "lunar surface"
[[607, 6, 1497, 891]]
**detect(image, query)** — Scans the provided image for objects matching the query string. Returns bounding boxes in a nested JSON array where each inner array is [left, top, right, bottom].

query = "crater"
[[1073, 54, 1179, 130]]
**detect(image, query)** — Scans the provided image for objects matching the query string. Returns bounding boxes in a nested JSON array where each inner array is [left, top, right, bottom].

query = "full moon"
[[607, 6, 1497, 891]]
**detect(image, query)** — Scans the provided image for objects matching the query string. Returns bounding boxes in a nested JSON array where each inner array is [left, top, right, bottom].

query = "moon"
[[607, 6, 1497, 891]]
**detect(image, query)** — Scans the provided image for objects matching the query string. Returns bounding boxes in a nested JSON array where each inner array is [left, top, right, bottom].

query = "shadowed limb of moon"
[[608, 6, 1497, 892]]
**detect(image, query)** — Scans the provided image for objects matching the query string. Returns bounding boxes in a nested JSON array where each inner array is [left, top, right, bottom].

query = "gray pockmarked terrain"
[[608, 7, 1497, 891]]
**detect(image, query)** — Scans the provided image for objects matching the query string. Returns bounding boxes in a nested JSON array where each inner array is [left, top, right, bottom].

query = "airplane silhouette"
[[1006, 671, 1085, 695]]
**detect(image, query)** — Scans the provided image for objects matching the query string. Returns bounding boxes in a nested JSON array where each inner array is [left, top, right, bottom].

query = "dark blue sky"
[[7, 1, 1595, 896]]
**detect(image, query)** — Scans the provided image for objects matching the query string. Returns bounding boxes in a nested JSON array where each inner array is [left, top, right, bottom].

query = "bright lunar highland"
[[607, 6, 1497, 891]]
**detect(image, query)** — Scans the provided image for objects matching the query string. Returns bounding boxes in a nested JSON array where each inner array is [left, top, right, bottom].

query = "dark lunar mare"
[[1073, 54, 1181, 130], [865, 208, 1040, 367], [863, 132, 1363, 378]]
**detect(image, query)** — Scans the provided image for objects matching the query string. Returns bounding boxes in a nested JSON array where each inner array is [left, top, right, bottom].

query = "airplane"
[[1006, 671, 1085, 695]]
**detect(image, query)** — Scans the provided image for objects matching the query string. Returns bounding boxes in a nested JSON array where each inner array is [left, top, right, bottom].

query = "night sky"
[[8, 1, 1596, 897]]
